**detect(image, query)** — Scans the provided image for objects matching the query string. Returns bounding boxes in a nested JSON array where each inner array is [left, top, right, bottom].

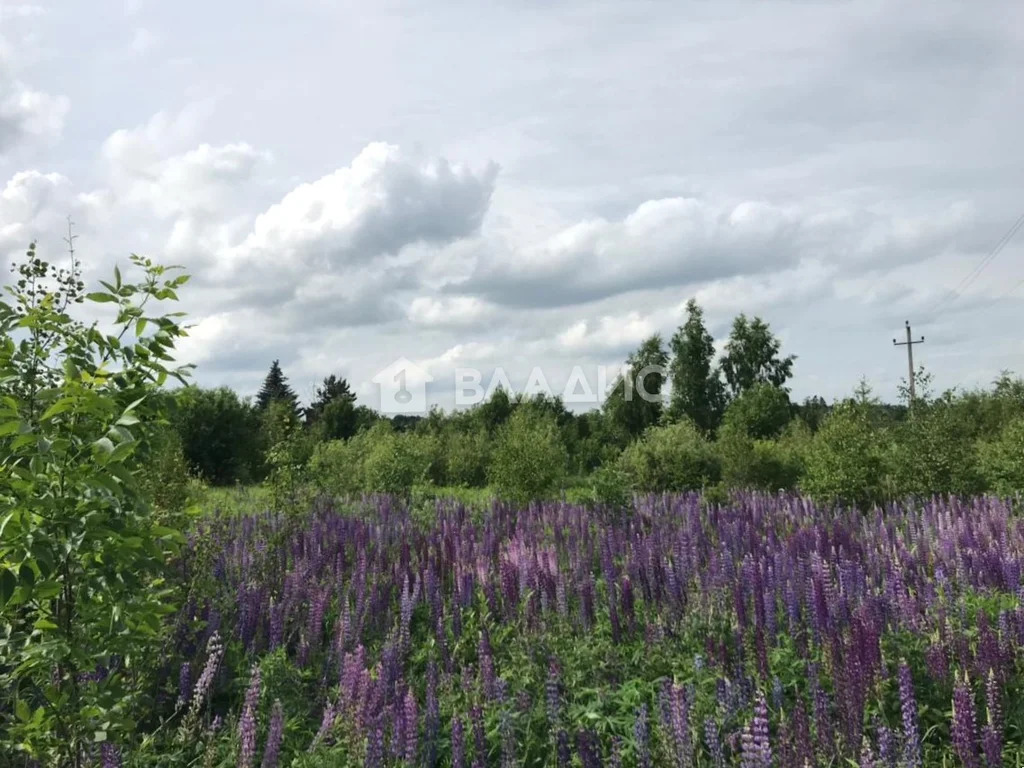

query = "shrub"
[[363, 425, 433, 495], [617, 419, 720, 492], [0, 246, 191, 762], [441, 425, 491, 487], [489, 408, 568, 503], [720, 382, 792, 440], [310, 437, 364, 498], [978, 414, 1024, 496], [717, 422, 805, 492], [800, 401, 886, 507], [885, 397, 984, 499], [137, 424, 195, 520], [173, 386, 262, 484]]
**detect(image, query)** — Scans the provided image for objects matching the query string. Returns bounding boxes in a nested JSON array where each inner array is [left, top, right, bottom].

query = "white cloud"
[[130, 27, 157, 55], [0, 65, 69, 152], [0, 170, 73, 252], [216, 143, 498, 277], [407, 295, 493, 327], [556, 311, 657, 354]]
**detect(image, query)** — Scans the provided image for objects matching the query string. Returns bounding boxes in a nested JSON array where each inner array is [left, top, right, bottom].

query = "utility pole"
[[892, 320, 924, 405]]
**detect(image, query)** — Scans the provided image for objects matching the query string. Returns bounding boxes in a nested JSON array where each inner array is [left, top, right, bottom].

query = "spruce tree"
[[255, 359, 300, 417]]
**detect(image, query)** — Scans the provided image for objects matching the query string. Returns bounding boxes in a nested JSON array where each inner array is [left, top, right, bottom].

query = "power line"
[[929, 210, 1024, 315], [996, 274, 1024, 301]]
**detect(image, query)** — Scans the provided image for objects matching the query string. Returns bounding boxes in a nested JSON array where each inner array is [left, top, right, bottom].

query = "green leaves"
[[1, 245, 192, 762]]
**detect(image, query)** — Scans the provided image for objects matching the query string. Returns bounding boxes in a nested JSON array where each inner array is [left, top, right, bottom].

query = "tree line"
[[166, 300, 1024, 507]]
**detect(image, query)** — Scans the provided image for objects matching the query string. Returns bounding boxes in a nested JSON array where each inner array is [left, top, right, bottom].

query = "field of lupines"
[[157, 493, 1024, 767]]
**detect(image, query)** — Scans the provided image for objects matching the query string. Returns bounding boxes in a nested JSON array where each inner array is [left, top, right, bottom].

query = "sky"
[[1, 0, 1022, 411]]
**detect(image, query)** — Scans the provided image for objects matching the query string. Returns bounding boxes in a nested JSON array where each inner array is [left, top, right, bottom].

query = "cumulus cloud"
[[215, 143, 498, 278], [0, 71, 69, 153], [445, 196, 979, 310], [407, 295, 493, 328], [100, 106, 263, 219], [556, 311, 658, 355]]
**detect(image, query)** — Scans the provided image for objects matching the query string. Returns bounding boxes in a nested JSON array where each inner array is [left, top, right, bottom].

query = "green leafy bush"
[[884, 397, 985, 498], [310, 423, 433, 498], [489, 407, 568, 503], [978, 414, 1024, 496], [617, 419, 720, 492], [0, 245, 190, 763], [800, 401, 887, 507], [719, 382, 792, 439], [173, 386, 262, 485], [717, 421, 805, 492]]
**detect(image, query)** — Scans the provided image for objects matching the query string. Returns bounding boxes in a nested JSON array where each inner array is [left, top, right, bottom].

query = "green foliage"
[[719, 313, 795, 398], [667, 298, 725, 432], [137, 423, 196, 520], [0, 244, 190, 764], [172, 386, 262, 485], [264, 400, 316, 511], [604, 334, 669, 442], [885, 395, 985, 498], [489, 407, 568, 503], [717, 421, 805, 492], [978, 414, 1024, 496], [362, 424, 433, 496], [306, 374, 357, 441], [719, 381, 792, 440], [310, 422, 433, 498], [617, 419, 720, 492], [438, 424, 492, 487], [800, 398, 887, 507]]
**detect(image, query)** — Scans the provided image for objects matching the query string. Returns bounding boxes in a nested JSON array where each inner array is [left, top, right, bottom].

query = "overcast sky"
[[2, 0, 1022, 410]]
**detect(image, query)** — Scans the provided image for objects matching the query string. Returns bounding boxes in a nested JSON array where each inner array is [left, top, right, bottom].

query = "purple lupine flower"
[[633, 704, 651, 768], [238, 664, 262, 768], [425, 660, 440, 765], [898, 660, 921, 768], [479, 629, 496, 699], [452, 717, 466, 768], [874, 717, 895, 768], [365, 718, 385, 768], [261, 700, 284, 768], [556, 729, 572, 768], [176, 661, 192, 710], [403, 688, 418, 763], [608, 736, 623, 768], [952, 672, 979, 768], [309, 699, 336, 752], [860, 737, 877, 768], [188, 631, 224, 721], [704, 717, 725, 768], [791, 702, 812, 768], [546, 658, 562, 726], [499, 700, 515, 768], [101, 743, 120, 768], [577, 729, 603, 768], [471, 705, 486, 768], [981, 669, 1002, 767], [740, 692, 771, 768]]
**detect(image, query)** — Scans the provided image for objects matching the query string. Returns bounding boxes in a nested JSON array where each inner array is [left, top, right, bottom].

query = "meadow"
[[4, 249, 1024, 768], [150, 490, 1023, 767]]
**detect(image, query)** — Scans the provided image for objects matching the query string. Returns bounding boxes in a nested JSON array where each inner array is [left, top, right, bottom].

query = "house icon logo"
[[371, 357, 433, 414]]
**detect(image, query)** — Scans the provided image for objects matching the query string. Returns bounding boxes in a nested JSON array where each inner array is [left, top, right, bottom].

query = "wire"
[[929, 210, 1024, 314], [996, 275, 1024, 300]]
